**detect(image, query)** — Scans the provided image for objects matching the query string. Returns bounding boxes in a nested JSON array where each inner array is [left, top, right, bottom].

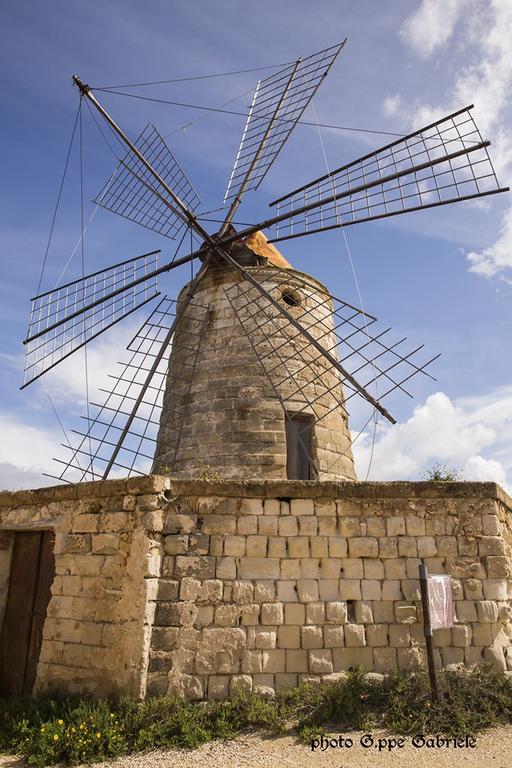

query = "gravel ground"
[[2, 727, 512, 768]]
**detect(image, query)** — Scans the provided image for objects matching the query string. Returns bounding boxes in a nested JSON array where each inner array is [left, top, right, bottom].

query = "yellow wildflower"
[[96, 732, 101, 738], [53, 734, 59, 741], [79, 723, 85, 729]]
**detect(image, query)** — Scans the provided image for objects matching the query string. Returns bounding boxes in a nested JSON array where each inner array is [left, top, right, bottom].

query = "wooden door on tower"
[[0, 531, 55, 696]]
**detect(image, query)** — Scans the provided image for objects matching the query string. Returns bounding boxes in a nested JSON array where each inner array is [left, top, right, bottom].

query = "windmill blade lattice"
[[23, 250, 160, 387], [269, 106, 508, 241], [223, 41, 346, 206], [223, 267, 438, 434], [95, 123, 202, 239], [52, 295, 208, 483]]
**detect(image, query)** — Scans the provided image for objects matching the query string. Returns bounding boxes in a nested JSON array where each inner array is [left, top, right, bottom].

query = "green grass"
[[1, 666, 511, 766]]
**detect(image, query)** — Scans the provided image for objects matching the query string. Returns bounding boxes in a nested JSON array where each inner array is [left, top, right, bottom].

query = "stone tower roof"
[[242, 231, 292, 269]]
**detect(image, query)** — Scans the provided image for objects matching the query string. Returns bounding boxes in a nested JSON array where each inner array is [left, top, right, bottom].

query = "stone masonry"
[[0, 477, 511, 698]]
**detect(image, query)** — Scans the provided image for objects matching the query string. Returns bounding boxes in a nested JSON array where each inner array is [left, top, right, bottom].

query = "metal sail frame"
[[23, 47, 510, 482]]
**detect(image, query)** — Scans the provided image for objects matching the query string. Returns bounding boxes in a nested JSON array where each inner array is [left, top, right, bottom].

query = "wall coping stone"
[[0, 476, 511, 509]]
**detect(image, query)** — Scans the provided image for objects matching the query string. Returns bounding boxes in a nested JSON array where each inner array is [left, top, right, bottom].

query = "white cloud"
[[0, 415, 62, 490], [388, 0, 512, 279], [353, 387, 512, 494], [400, 0, 469, 59]]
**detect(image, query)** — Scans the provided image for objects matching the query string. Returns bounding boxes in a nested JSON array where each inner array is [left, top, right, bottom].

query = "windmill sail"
[[223, 41, 346, 211], [95, 124, 202, 239], [268, 106, 509, 241], [223, 266, 439, 428], [22, 250, 160, 387], [52, 295, 209, 483]]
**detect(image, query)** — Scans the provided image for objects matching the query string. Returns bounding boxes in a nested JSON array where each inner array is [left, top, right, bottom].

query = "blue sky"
[[1, 0, 511, 490]]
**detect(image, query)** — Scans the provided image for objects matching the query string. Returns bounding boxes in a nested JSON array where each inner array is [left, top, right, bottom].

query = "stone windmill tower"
[[20, 42, 507, 485]]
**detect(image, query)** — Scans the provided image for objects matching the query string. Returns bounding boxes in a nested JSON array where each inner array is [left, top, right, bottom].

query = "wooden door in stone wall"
[[0, 531, 55, 696]]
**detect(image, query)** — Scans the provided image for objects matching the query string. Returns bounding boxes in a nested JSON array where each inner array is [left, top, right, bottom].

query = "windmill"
[[22, 40, 509, 484]]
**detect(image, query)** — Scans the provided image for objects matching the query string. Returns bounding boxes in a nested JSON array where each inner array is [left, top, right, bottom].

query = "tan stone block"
[[441, 647, 465, 667], [246, 535, 267, 557], [196, 606, 214, 627], [254, 581, 276, 602], [216, 557, 236, 580], [486, 557, 511, 579], [268, 537, 286, 558], [277, 581, 298, 602], [179, 578, 202, 601], [366, 624, 388, 647], [319, 517, 337, 536], [446, 558, 486, 579], [333, 647, 372, 670], [455, 600, 478, 622], [349, 537, 378, 558], [230, 674, 253, 695], [224, 535, 246, 557], [324, 625, 344, 648], [203, 515, 236, 535], [389, 624, 410, 647], [483, 580, 508, 600], [451, 625, 472, 647], [315, 499, 336, 516], [277, 625, 300, 649], [281, 559, 301, 579], [290, 499, 314, 516], [463, 579, 483, 599], [261, 602, 283, 625], [425, 516, 446, 535], [398, 537, 417, 557], [363, 559, 384, 580], [264, 499, 280, 516], [482, 515, 500, 536], [285, 603, 306, 625], [261, 649, 285, 673], [254, 627, 277, 649], [402, 579, 421, 601], [275, 672, 298, 690], [384, 559, 406, 579], [287, 537, 309, 559], [326, 601, 347, 624], [386, 517, 406, 536], [395, 602, 417, 624], [306, 602, 325, 624], [479, 536, 506, 556], [398, 647, 427, 671], [484, 646, 507, 670], [209, 536, 223, 557], [354, 601, 373, 624], [471, 623, 492, 646], [72, 513, 100, 533], [279, 517, 298, 536], [310, 537, 328, 558], [238, 516, 258, 535], [405, 558, 422, 578], [90, 534, 116, 555], [297, 579, 319, 602], [232, 580, 254, 604], [437, 536, 458, 556], [299, 516, 318, 536], [339, 517, 363, 537], [241, 650, 263, 673], [241, 499, 264, 516], [328, 537, 348, 558], [373, 647, 398, 673], [300, 558, 321, 579], [365, 518, 385, 537], [279, 500, 290, 516], [459, 539, 478, 557], [318, 579, 340, 601], [215, 604, 240, 627], [176, 555, 215, 579], [309, 649, 333, 674], [341, 558, 364, 578], [344, 624, 366, 647], [382, 580, 402, 600], [379, 537, 398, 558], [241, 604, 260, 625], [155, 601, 198, 627], [240, 558, 279, 579], [252, 674, 275, 694], [417, 536, 437, 558], [321, 558, 343, 579], [338, 579, 361, 600], [406, 516, 425, 536], [258, 517, 278, 536], [361, 580, 381, 600], [199, 579, 224, 605], [286, 649, 308, 672], [301, 625, 323, 649], [431, 628, 451, 647], [465, 647, 485, 665]]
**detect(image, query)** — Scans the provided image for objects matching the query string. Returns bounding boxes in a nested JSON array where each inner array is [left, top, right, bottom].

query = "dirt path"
[[1, 727, 511, 767]]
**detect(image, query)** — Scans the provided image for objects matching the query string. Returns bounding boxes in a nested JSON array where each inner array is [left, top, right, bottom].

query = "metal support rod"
[[419, 564, 440, 703]]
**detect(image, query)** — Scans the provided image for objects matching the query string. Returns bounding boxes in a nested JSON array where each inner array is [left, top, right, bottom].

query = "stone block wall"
[[0, 477, 511, 699]]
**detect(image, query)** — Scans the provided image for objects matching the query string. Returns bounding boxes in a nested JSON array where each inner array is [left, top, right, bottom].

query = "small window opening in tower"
[[281, 288, 301, 307], [285, 413, 315, 480]]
